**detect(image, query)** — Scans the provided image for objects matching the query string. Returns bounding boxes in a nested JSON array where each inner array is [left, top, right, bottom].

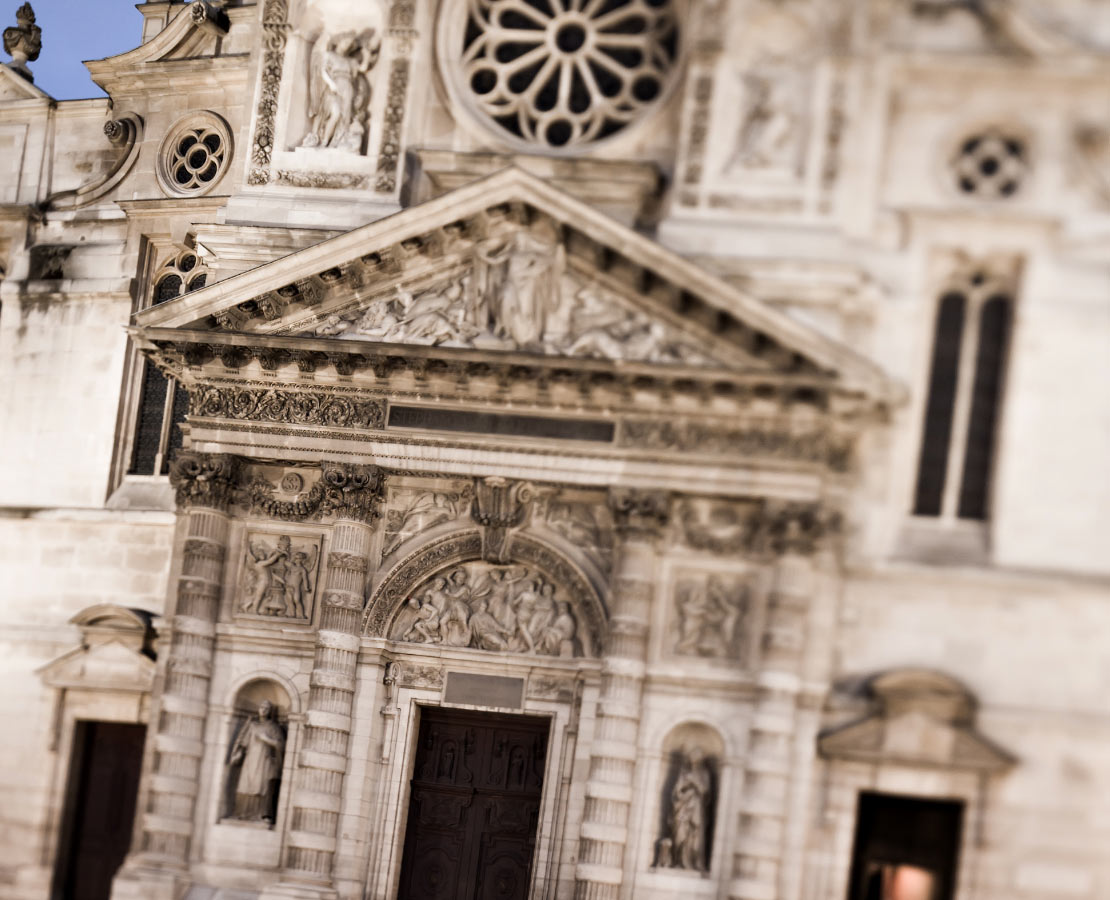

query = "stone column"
[[113, 453, 239, 899], [272, 465, 383, 899], [729, 504, 836, 900], [574, 489, 669, 900]]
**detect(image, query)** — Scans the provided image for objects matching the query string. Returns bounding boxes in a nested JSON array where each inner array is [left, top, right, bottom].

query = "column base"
[[259, 882, 337, 900], [110, 859, 188, 900]]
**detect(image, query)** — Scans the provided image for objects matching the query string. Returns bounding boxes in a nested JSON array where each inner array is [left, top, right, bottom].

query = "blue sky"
[[4, 0, 147, 100]]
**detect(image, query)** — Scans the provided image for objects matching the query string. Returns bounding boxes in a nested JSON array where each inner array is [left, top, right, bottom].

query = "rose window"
[[951, 129, 1028, 199], [156, 112, 233, 197], [456, 0, 680, 149]]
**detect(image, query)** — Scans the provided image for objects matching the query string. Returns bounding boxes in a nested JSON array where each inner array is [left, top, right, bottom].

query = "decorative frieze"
[[189, 386, 385, 430], [619, 420, 852, 471]]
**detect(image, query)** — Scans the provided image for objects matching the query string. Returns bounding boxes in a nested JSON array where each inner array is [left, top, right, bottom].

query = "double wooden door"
[[397, 708, 549, 900]]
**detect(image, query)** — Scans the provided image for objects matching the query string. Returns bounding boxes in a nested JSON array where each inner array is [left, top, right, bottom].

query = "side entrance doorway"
[[397, 707, 550, 900], [53, 721, 146, 900]]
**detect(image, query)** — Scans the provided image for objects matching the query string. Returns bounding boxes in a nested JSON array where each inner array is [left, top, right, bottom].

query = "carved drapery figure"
[[656, 748, 712, 872], [725, 69, 800, 172], [301, 28, 381, 152], [392, 563, 580, 656], [674, 575, 749, 659], [3, 3, 41, 81], [227, 701, 286, 825], [470, 222, 566, 346]]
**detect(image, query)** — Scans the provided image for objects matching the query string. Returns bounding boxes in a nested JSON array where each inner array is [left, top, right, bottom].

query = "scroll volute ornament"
[[608, 488, 671, 541], [320, 463, 385, 523], [169, 452, 241, 512], [471, 477, 534, 563]]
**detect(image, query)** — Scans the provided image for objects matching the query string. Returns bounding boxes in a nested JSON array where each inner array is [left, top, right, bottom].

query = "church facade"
[[1, 2, 1109, 900]]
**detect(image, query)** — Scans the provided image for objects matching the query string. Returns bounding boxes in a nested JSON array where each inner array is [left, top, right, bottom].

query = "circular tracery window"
[[452, 0, 680, 150], [156, 112, 233, 197], [951, 128, 1028, 199]]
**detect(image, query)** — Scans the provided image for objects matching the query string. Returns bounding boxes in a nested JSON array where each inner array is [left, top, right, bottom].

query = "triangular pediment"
[[37, 604, 158, 694], [0, 63, 51, 103], [134, 168, 895, 398]]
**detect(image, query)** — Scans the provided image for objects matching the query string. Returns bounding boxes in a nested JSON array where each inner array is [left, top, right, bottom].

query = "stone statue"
[[227, 701, 286, 824], [301, 28, 381, 152], [3, 3, 40, 82], [656, 748, 712, 871], [391, 563, 581, 657], [471, 223, 566, 346]]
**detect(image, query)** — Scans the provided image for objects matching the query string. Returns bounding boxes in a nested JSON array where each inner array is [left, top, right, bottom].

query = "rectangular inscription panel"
[[388, 405, 615, 443], [444, 672, 524, 709]]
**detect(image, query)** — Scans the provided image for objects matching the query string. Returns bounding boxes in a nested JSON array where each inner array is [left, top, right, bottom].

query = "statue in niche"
[[656, 747, 712, 872], [674, 576, 749, 658], [392, 563, 581, 656], [239, 533, 319, 621], [725, 69, 801, 172], [226, 701, 286, 825], [301, 28, 381, 152]]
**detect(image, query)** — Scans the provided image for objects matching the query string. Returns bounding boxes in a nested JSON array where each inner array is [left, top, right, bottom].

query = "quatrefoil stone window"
[[156, 112, 233, 197], [446, 0, 680, 151]]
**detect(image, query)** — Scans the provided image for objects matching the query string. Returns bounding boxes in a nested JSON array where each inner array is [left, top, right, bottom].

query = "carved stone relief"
[[237, 531, 322, 622], [223, 699, 287, 826], [301, 28, 381, 153], [390, 562, 582, 657], [309, 226, 715, 366], [677, 497, 840, 557], [395, 662, 445, 689], [724, 64, 806, 175], [540, 494, 613, 576], [672, 573, 752, 661], [382, 485, 473, 557], [471, 477, 534, 564]]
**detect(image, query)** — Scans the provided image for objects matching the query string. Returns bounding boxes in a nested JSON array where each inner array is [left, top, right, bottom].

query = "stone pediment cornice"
[[133, 168, 899, 406], [84, 2, 248, 95]]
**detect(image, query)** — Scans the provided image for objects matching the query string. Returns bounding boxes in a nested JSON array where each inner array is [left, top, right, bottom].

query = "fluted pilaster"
[[574, 489, 668, 900]]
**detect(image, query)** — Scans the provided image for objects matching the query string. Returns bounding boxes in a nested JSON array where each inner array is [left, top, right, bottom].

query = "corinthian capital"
[[608, 488, 670, 540], [168, 452, 241, 512], [320, 463, 385, 523]]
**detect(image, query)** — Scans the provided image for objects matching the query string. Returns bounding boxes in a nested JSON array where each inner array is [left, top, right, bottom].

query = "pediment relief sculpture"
[[390, 562, 584, 658], [818, 668, 1015, 774], [311, 230, 716, 367]]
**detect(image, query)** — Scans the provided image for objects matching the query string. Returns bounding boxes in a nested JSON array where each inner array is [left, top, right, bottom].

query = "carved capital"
[[169, 452, 240, 512], [678, 497, 841, 558], [608, 488, 670, 540], [320, 463, 385, 523]]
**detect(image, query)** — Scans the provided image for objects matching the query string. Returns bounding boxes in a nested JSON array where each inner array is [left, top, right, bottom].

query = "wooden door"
[[397, 708, 549, 900], [55, 721, 146, 900]]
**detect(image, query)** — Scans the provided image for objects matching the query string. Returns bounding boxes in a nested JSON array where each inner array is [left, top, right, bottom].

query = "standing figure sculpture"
[[227, 700, 286, 825], [301, 28, 381, 152], [657, 747, 712, 871]]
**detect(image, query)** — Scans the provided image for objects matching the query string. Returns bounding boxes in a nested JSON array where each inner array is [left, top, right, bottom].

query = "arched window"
[[128, 250, 210, 477], [912, 269, 1015, 523]]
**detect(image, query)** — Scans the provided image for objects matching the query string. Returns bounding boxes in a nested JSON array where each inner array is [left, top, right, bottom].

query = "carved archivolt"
[[364, 529, 605, 656]]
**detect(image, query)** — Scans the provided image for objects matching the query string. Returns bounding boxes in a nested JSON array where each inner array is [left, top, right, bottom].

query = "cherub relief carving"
[[393, 563, 581, 657], [301, 28, 381, 153], [239, 533, 320, 621], [673, 575, 750, 659]]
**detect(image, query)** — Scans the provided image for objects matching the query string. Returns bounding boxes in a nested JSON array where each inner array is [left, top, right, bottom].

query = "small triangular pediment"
[[38, 638, 156, 693], [134, 168, 895, 397], [0, 63, 51, 103]]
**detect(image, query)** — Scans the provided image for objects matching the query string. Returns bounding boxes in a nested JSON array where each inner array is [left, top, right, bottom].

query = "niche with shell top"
[[653, 722, 724, 875]]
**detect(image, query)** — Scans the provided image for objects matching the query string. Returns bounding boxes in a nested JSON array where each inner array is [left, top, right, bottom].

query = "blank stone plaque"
[[443, 672, 524, 709]]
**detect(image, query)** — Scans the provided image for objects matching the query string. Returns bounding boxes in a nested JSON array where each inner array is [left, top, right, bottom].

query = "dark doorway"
[[846, 792, 964, 900], [397, 707, 550, 900], [54, 721, 147, 900]]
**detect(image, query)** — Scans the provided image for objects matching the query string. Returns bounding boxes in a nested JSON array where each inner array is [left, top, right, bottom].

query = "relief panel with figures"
[[236, 531, 323, 623]]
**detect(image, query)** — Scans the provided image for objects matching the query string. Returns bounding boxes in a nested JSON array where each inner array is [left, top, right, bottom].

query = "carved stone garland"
[[248, 0, 290, 185]]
